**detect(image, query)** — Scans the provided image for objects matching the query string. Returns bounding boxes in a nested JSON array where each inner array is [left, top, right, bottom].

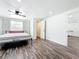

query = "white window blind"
[[10, 21, 23, 31]]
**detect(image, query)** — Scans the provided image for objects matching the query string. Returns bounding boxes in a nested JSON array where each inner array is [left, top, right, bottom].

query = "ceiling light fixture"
[[69, 15, 73, 18], [49, 11, 53, 15], [17, 0, 21, 2]]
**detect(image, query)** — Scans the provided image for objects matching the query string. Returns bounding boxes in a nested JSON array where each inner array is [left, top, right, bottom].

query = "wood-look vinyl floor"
[[68, 36, 79, 49], [0, 39, 79, 59]]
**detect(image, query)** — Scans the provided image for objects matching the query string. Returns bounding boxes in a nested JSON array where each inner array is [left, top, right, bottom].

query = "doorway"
[[35, 19, 46, 40]]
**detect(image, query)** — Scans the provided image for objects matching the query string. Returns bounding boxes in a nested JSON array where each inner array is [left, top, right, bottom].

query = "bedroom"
[[0, 0, 79, 59]]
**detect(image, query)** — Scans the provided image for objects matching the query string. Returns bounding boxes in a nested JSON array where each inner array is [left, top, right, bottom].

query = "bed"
[[0, 31, 32, 50], [0, 31, 32, 43]]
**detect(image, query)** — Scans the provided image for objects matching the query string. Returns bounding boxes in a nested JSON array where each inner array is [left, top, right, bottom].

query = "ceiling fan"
[[8, 9, 26, 17]]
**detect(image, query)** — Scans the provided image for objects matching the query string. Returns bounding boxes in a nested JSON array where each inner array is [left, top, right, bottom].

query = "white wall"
[[46, 13, 68, 46], [30, 18, 34, 38], [46, 7, 79, 46], [68, 10, 79, 35], [68, 23, 79, 37], [68, 23, 79, 32], [40, 20, 45, 39], [23, 20, 30, 33]]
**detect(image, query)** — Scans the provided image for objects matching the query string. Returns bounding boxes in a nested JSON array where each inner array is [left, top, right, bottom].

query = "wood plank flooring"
[[68, 35, 79, 49], [0, 39, 79, 59]]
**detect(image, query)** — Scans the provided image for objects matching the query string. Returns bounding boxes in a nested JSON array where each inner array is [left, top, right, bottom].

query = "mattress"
[[0, 33, 31, 43]]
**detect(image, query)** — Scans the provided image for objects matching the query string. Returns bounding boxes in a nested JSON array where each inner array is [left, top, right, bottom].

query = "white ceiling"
[[1, 0, 79, 19]]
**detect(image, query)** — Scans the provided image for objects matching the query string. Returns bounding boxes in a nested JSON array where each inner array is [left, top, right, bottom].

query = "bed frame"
[[0, 32, 32, 50]]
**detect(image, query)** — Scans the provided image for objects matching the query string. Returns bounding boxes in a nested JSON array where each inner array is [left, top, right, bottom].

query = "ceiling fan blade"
[[21, 15, 26, 17], [8, 9, 26, 17], [8, 10, 15, 13], [18, 14, 26, 17]]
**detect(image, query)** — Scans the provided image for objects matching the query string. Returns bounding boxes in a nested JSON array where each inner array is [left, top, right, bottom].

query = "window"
[[10, 21, 23, 31]]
